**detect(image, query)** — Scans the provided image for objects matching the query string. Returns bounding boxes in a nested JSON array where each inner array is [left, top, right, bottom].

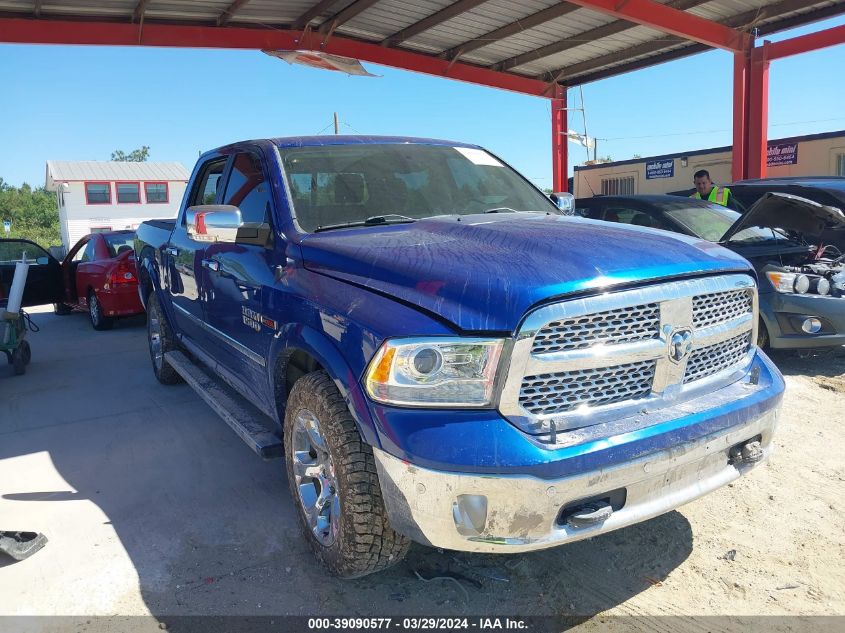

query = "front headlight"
[[364, 338, 504, 407], [766, 271, 810, 294]]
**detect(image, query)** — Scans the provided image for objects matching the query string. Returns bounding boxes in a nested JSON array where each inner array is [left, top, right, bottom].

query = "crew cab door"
[[0, 239, 63, 308], [166, 156, 227, 344], [202, 149, 280, 406]]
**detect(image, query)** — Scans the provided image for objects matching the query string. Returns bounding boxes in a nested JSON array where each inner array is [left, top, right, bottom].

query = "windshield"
[[278, 144, 556, 232], [661, 201, 787, 244]]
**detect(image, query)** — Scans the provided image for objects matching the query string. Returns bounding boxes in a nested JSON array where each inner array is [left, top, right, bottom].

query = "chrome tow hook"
[[730, 439, 764, 465], [565, 501, 613, 529]]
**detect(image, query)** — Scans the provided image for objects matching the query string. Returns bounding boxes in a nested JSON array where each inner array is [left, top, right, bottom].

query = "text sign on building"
[[767, 142, 799, 167], [646, 159, 675, 179]]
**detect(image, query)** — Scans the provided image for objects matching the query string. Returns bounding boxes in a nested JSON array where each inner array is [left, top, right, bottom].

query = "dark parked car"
[[672, 177, 845, 250], [576, 194, 845, 350]]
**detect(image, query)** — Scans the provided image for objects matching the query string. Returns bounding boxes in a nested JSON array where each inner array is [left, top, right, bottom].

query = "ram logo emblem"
[[668, 328, 694, 363]]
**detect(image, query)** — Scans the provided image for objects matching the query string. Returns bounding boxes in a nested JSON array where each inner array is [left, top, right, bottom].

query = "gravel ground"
[[0, 308, 842, 631]]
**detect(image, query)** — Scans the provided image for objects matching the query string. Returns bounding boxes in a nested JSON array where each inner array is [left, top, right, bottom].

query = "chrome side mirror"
[[186, 205, 243, 243], [549, 192, 575, 215]]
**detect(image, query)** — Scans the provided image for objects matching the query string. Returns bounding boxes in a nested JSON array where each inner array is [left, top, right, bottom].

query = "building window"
[[836, 154, 845, 176], [116, 182, 141, 204], [145, 182, 169, 203], [600, 176, 635, 196], [85, 182, 111, 204]]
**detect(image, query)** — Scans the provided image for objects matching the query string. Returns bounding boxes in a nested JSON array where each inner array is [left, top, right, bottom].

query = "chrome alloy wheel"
[[90, 295, 101, 325], [291, 409, 340, 547], [148, 308, 163, 371]]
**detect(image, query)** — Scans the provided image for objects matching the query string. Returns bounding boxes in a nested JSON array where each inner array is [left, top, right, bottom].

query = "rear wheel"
[[88, 292, 114, 331], [284, 371, 409, 578], [146, 293, 183, 385]]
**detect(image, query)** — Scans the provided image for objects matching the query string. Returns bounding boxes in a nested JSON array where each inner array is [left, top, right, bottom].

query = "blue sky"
[[1, 15, 843, 189]]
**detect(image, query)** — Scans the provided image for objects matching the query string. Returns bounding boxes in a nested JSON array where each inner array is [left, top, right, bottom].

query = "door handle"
[[165, 247, 179, 257], [201, 259, 220, 272]]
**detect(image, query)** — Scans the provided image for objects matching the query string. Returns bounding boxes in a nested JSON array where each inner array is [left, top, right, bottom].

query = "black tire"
[[53, 302, 72, 316], [284, 371, 409, 578], [88, 292, 114, 331], [757, 319, 770, 349], [146, 293, 183, 385], [12, 345, 26, 375], [20, 340, 31, 365]]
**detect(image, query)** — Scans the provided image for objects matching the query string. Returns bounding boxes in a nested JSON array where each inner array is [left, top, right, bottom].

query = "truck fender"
[[268, 323, 380, 449], [136, 250, 160, 311], [136, 250, 178, 334]]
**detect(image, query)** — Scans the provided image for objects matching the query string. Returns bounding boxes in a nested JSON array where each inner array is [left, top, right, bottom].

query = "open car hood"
[[721, 192, 845, 244]]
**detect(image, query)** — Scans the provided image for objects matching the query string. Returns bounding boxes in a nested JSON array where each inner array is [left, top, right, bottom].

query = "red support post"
[[746, 43, 770, 180], [551, 85, 568, 192], [731, 51, 749, 182]]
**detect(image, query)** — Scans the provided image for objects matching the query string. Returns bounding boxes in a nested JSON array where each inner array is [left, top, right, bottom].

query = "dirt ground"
[[0, 307, 843, 631]]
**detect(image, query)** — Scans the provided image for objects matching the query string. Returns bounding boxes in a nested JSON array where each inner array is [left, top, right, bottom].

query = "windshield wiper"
[[314, 214, 417, 233]]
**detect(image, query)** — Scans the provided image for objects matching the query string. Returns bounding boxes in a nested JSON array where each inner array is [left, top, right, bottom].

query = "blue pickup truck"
[[135, 136, 784, 578]]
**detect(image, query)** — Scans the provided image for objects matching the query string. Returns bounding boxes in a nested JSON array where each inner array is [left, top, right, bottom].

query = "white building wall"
[[59, 181, 187, 249]]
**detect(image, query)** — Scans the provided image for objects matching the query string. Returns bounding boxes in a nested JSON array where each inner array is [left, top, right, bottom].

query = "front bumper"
[[97, 284, 144, 317], [761, 291, 845, 349], [373, 352, 783, 553], [375, 408, 777, 553]]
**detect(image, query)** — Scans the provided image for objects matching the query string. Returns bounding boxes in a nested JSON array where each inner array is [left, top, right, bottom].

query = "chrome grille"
[[519, 360, 656, 415], [531, 303, 659, 354], [693, 289, 753, 329], [684, 333, 752, 384], [499, 274, 758, 436]]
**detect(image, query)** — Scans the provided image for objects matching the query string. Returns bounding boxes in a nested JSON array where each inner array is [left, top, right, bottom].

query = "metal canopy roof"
[[1, 0, 842, 88]]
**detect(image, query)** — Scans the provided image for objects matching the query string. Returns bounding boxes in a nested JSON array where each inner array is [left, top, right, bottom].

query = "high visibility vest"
[[691, 185, 731, 206]]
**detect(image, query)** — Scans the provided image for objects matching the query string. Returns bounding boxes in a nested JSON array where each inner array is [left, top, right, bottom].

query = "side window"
[[190, 158, 227, 208], [602, 206, 639, 224], [0, 240, 51, 264], [70, 240, 88, 262], [80, 239, 97, 263], [223, 152, 272, 225]]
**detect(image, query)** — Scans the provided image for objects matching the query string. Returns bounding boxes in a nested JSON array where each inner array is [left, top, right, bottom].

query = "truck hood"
[[299, 213, 752, 332], [721, 192, 845, 244]]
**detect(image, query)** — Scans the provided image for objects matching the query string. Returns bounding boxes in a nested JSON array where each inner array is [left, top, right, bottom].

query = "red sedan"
[[54, 231, 144, 330]]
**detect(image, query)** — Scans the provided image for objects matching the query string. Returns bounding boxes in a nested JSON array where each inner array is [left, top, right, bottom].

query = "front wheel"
[[284, 371, 409, 578], [757, 319, 770, 349], [88, 292, 114, 331], [12, 341, 29, 375]]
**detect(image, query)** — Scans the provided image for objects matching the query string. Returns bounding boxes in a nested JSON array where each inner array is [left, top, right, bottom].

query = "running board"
[[164, 350, 284, 459]]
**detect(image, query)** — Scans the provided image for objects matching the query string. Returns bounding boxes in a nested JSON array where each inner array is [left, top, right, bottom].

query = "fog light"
[[452, 494, 488, 537], [801, 318, 822, 334]]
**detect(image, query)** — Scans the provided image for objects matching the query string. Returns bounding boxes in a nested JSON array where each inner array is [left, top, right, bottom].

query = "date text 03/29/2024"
[[307, 618, 529, 630]]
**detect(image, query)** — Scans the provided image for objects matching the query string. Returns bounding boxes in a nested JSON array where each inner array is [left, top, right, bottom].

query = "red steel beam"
[[0, 16, 550, 96], [764, 22, 845, 60], [746, 44, 770, 180], [731, 52, 749, 182], [564, 0, 750, 52], [551, 85, 568, 192]]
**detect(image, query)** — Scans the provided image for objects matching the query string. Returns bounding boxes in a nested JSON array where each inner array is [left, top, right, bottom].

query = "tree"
[[0, 178, 62, 247], [111, 146, 150, 162]]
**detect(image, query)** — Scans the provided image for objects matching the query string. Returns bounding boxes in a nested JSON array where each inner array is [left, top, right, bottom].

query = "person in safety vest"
[[691, 169, 734, 208]]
